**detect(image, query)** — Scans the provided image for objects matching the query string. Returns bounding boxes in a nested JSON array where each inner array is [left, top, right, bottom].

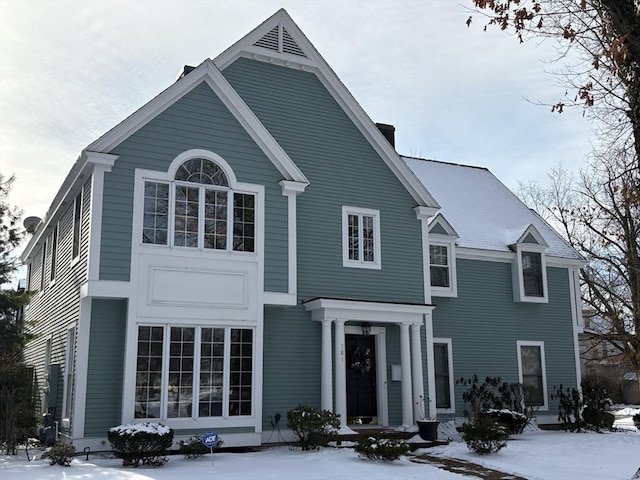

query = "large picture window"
[[142, 157, 255, 253], [135, 325, 254, 420]]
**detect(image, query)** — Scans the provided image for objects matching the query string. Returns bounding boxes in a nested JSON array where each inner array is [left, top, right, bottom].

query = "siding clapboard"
[[101, 82, 288, 292]]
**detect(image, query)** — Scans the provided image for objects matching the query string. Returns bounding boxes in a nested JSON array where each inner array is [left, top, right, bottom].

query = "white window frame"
[[61, 326, 76, 427], [433, 338, 455, 414], [134, 324, 255, 425], [513, 245, 548, 303], [341, 206, 381, 270], [516, 340, 548, 410], [138, 149, 259, 256], [429, 236, 457, 297]]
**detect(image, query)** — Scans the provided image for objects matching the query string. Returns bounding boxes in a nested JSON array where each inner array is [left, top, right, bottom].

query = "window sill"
[[343, 261, 381, 270]]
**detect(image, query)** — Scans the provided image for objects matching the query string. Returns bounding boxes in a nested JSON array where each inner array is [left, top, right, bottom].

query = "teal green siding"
[[100, 82, 288, 292], [84, 299, 127, 437], [431, 259, 578, 419], [523, 233, 538, 244], [430, 223, 449, 235], [223, 58, 425, 303]]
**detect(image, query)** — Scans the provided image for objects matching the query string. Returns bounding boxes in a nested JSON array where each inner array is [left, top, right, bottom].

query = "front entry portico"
[[303, 298, 436, 430]]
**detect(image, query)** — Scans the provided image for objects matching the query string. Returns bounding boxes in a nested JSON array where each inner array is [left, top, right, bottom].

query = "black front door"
[[346, 334, 377, 424]]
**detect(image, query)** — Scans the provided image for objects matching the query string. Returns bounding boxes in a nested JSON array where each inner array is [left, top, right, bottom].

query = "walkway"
[[411, 453, 528, 480]]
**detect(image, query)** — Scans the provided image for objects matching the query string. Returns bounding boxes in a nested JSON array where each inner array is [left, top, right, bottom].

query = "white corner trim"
[[279, 180, 307, 298], [72, 297, 92, 439], [414, 206, 433, 303], [86, 156, 116, 282]]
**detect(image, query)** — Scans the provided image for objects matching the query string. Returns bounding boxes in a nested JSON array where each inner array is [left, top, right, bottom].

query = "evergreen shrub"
[[107, 422, 173, 467], [43, 442, 76, 466], [286, 405, 340, 450], [354, 436, 410, 462]]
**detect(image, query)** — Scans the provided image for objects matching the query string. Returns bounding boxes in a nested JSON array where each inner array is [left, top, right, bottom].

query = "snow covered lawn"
[[3, 427, 639, 480]]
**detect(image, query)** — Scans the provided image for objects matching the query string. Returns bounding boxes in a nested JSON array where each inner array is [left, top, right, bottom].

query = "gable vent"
[[254, 25, 279, 51], [253, 24, 307, 58], [282, 27, 306, 57]]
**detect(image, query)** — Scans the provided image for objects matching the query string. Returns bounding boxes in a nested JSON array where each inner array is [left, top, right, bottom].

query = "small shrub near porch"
[[354, 436, 410, 462], [287, 405, 340, 450], [107, 422, 173, 467]]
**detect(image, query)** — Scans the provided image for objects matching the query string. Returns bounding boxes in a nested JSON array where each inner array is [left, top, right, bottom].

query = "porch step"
[[329, 427, 449, 451]]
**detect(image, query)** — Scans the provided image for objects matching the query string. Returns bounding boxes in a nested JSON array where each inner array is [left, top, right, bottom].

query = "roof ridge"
[[401, 155, 489, 171]]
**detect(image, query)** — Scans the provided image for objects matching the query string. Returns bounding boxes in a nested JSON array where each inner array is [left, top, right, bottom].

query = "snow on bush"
[[107, 422, 173, 467]]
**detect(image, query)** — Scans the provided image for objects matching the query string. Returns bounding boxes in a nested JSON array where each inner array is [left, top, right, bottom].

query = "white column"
[[321, 319, 333, 411], [424, 311, 437, 419], [411, 322, 425, 421], [334, 319, 347, 427], [399, 322, 413, 429]]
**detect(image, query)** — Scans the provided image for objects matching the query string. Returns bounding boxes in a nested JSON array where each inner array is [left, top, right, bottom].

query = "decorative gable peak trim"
[[253, 22, 307, 58], [507, 224, 548, 249], [85, 58, 308, 186], [215, 9, 439, 209], [428, 213, 459, 239]]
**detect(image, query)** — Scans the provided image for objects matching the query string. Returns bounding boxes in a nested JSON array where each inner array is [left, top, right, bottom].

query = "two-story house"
[[21, 9, 584, 450]]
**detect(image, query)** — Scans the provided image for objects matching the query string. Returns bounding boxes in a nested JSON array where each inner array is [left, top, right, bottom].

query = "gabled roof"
[[428, 213, 459, 238], [87, 58, 309, 184], [403, 157, 583, 261], [213, 9, 439, 209], [505, 224, 548, 248]]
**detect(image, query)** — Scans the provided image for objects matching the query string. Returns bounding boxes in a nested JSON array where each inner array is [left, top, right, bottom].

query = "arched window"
[[142, 157, 255, 252]]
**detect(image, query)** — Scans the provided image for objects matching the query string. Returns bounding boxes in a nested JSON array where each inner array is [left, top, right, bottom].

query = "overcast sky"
[[0, 0, 594, 221]]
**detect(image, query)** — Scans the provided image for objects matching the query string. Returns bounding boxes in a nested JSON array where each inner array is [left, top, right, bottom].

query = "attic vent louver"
[[253, 24, 307, 58], [254, 26, 280, 52], [282, 28, 306, 57]]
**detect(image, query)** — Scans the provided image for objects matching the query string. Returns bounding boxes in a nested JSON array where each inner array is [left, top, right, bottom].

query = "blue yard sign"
[[202, 431, 219, 448]]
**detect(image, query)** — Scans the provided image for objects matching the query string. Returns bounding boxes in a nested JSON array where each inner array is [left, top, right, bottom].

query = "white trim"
[[344, 325, 389, 427], [263, 292, 297, 306], [414, 206, 436, 303], [71, 190, 83, 263], [72, 297, 92, 438], [429, 236, 458, 298], [516, 340, 549, 411], [569, 267, 583, 388], [341, 206, 381, 270], [212, 9, 438, 210], [304, 298, 434, 324], [61, 325, 76, 424], [433, 338, 455, 414], [87, 60, 308, 185], [279, 180, 307, 298], [424, 312, 437, 419], [428, 213, 459, 238], [80, 280, 131, 299], [513, 245, 549, 303], [86, 152, 117, 281], [168, 149, 239, 187]]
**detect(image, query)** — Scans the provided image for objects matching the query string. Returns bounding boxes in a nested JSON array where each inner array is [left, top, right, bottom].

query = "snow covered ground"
[[2, 409, 638, 480]]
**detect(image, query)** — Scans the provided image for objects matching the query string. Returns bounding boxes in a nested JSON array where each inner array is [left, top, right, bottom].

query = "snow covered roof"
[[403, 157, 583, 261]]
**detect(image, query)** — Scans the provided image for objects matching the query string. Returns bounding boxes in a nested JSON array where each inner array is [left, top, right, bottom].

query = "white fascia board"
[[304, 298, 434, 324], [456, 246, 584, 267], [21, 152, 118, 262], [213, 9, 439, 210], [87, 60, 308, 185]]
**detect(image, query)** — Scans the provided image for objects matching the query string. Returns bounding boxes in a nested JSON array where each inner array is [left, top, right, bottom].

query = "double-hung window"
[[517, 341, 547, 409], [342, 206, 381, 269], [430, 245, 450, 288], [142, 158, 255, 252], [522, 252, 543, 297], [134, 325, 253, 420]]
